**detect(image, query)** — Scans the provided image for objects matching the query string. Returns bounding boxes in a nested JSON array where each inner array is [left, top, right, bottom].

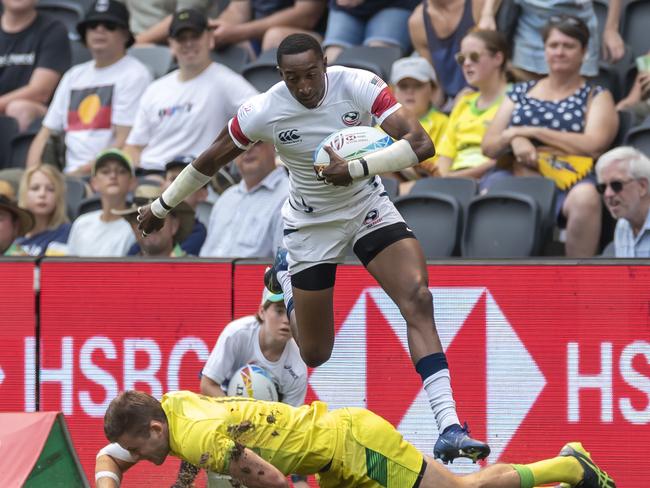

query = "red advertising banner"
[[38, 260, 233, 486], [0, 260, 36, 413], [235, 263, 650, 488]]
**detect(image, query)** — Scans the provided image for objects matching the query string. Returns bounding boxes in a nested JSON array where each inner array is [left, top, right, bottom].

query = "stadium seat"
[[65, 176, 88, 220], [37, 0, 85, 41], [128, 45, 173, 79], [70, 40, 92, 66], [622, 0, 650, 59], [76, 194, 101, 216], [461, 192, 541, 257], [394, 193, 461, 257], [8, 117, 42, 169], [594, 62, 621, 101], [409, 177, 477, 214], [486, 176, 556, 249], [614, 109, 636, 147], [380, 177, 398, 201], [623, 119, 650, 155], [333, 45, 403, 80], [212, 45, 250, 74], [242, 48, 281, 92], [0, 116, 18, 169]]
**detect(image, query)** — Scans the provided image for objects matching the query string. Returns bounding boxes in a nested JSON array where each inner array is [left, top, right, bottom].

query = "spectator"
[[409, 0, 491, 102], [435, 30, 508, 180], [0, 179, 33, 255], [199, 142, 288, 258], [114, 181, 194, 257], [208, 0, 326, 53], [115, 0, 217, 45], [482, 15, 618, 258], [387, 56, 447, 192], [616, 49, 650, 123], [15, 164, 70, 256], [596, 146, 650, 258], [479, 0, 624, 79], [66, 148, 136, 256], [124, 9, 258, 173], [0, 0, 71, 132], [26, 0, 152, 176], [323, 0, 419, 62], [127, 155, 207, 255]]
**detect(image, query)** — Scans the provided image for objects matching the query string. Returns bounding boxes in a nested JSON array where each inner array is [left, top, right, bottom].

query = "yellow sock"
[[526, 456, 583, 486]]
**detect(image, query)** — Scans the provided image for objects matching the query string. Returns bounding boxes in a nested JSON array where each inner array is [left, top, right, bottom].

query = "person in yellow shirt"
[[437, 30, 509, 180], [388, 56, 448, 192], [95, 390, 615, 488]]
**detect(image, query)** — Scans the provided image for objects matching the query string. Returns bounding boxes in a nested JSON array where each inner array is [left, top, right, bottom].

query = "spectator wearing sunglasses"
[[435, 29, 508, 181], [596, 146, 650, 258], [478, 0, 624, 80], [26, 0, 152, 176], [482, 15, 618, 258]]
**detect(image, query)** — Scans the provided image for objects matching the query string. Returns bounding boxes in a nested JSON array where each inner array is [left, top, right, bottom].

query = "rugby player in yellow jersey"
[[95, 390, 615, 488]]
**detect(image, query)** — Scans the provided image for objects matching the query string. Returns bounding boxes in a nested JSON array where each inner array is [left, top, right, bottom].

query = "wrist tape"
[[151, 164, 211, 218], [347, 139, 419, 180]]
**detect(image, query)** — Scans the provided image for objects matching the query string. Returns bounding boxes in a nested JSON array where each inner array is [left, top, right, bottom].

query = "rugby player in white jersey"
[[137, 33, 489, 463]]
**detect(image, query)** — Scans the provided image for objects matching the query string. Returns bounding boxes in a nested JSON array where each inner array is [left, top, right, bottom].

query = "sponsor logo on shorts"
[[363, 208, 382, 228], [278, 129, 301, 144], [341, 111, 360, 126]]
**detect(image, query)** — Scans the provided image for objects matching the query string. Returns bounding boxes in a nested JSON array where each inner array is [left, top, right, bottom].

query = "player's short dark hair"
[[277, 33, 323, 66], [104, 390, 167, 442]]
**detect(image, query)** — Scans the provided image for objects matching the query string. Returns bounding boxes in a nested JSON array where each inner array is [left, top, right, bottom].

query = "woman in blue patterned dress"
[[482, 15, 618, 257]]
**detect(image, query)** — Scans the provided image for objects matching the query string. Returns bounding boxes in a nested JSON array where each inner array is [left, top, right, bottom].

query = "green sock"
[[512, 464, 535, 488]]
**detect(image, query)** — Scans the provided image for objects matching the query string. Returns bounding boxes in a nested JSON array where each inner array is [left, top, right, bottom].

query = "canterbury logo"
[[278, 129, 300, 143]]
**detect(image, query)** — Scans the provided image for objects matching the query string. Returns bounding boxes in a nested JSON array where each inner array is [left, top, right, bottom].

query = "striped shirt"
[[614, 211, 650, 257]]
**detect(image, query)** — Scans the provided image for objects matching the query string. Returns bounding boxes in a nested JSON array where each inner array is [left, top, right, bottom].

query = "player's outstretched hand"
[[137, 204, 165, 237], [321, 146, 353, 186]]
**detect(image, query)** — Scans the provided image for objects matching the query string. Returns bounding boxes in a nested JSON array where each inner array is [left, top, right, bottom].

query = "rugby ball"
[[226, 364, 279, 402], [313, 126, 393, 171]]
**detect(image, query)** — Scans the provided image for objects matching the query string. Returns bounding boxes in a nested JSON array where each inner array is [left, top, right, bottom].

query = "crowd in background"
[[1, 0, 650, 260]]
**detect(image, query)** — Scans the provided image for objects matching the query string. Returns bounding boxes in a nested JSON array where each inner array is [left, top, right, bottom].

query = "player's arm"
[[95, 444, 137, 487], [200, 374, 227, 397], [138, 126, 244, 234], [380, 107, 435, 162], [228, 447, 289, 488]]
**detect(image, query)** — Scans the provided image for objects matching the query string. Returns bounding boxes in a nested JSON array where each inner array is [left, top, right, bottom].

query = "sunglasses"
[[595, 179, 637, 194], [455, 51, 483, 65], [549, 15, 582, 27], [86, 20, 119, 31]]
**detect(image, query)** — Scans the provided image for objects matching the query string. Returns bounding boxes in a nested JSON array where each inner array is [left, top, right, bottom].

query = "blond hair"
[[18, 165, 69, 229]]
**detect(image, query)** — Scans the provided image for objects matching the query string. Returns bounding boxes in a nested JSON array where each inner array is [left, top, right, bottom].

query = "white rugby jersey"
[[228, 66, 401, 213], [202, 316, 308, 407]]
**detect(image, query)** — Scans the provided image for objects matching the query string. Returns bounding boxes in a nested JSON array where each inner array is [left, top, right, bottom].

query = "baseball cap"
[[169, 9, 208, 38], [77, 0, 135, 48], [390, 57, 438, 85], [0, 183, 34, 237], [261, 287, 284, 306], [92, 148, 135, 177], [165, 155, 195, 173]]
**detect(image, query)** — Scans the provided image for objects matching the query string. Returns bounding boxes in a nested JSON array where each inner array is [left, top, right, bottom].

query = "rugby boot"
[[433, 422, 490, 464], [264, 247, 288, 295], [558, 442, 616, 488]]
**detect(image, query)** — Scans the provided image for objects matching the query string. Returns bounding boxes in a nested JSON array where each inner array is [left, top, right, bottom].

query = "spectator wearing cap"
[[200, 141, 288, 259], [0, 0, 71, 132], [388, 56, 447, 191], [66, 148, 136, 256], [596, 146, 650, 258], [127, 155, 207, 255], [114, 181, 194, 257], [123, 9, 257, 173], [26, 0, 152, 176], [15, 164, 71, 256], [0, 179, 34, 256], [434, 30, 508, 181]]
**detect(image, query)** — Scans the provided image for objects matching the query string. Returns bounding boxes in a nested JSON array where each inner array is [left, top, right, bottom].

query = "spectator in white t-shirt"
[[26, 0, 152, 176], [66, 148, 136, 256], [124, 9, 258, 173]]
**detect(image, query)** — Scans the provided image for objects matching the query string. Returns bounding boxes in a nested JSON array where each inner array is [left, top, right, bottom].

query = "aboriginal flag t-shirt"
[[43, 55, 152, 173]]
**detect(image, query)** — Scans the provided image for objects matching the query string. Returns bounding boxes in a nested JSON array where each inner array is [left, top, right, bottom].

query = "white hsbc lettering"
[[567, 340, 650, 424], [24, 336, 210, 416]]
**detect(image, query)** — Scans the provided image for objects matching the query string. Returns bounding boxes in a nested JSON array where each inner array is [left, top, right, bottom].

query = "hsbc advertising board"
[[0, 261, 648, 486]]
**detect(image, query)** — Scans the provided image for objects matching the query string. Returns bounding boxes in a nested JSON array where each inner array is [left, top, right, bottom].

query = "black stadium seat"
[[622, 0, 650, 59], [65, 177, 88, 220], [462, 192, 541, 257], [380, 177, 398, 201], [395, 193, 461, 258], [212, 45, 250, 74], [242, 48, 281, 92], [624, 119, 650, 156], [37, 0, 85, 41], [128, 46, 173, 79], [0, 116, 19, 169], [409, 177, 477, 216], [333, 46, 402, 80]]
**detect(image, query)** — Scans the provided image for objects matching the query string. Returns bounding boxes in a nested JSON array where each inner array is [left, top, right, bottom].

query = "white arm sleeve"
[[347, 139, 419, 179], [97, 443, 136, 462]]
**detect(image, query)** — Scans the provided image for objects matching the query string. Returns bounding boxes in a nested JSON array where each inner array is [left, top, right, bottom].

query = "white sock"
[[422, 369, 460, 433], [277, 269, 293, 310]]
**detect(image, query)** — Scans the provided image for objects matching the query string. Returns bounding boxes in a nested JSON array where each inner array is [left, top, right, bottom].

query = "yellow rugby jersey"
[[419, 107, 448, 169], [437, 90, 504, 171], [161, 391, 335, 476]]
